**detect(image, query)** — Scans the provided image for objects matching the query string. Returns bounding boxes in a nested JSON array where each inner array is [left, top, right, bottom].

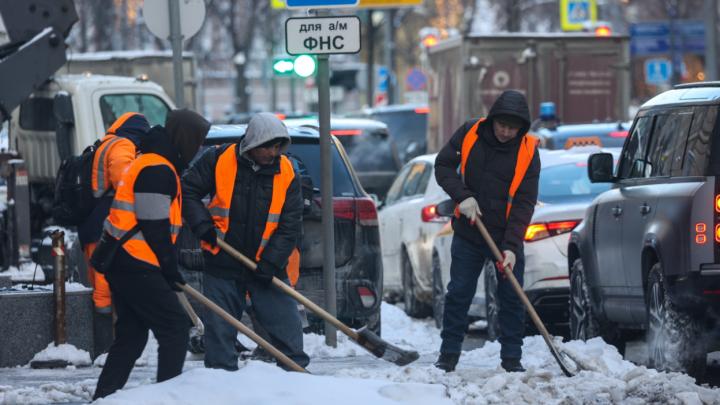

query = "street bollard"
[[51, 230, 66, 346]]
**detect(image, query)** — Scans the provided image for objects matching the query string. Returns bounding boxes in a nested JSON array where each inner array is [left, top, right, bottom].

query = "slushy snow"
[[1, 302, 719, 404], [29, 343, 91, 367]]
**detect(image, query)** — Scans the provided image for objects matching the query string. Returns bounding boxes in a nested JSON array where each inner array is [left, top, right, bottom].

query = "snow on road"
[[1, 302, 719, 404]]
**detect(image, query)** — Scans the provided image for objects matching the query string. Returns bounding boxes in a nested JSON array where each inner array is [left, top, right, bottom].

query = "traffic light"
[[293, 55, 316, 78], [273, 57, 295, 76], [594, 24, 612, 36], [422, 33, 439, 48], [272, 55, 316, 77], [419, 27, 440, 49]]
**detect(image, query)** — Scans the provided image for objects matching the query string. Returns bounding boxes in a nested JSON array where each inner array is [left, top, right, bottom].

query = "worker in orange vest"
[[182, 112, 309, 371], [92, 109, 210, 400], [80, 112, 150, 314], [434, 90, 540, 373]]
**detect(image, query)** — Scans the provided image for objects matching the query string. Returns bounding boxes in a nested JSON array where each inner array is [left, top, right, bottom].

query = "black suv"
[[350, 104, 428, 163], [568, 82, 720, 377], [185, 124, 383, 333]]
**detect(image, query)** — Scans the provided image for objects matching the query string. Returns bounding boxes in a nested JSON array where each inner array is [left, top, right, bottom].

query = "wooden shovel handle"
[[178, 283, 308, 373], [216, 238, 359, 340]]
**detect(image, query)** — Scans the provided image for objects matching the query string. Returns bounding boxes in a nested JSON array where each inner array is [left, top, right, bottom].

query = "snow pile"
[[29, 343, 91, 367], [380, 303, 442, 354], [337, 336, 720, 404], [0, 380, 97, 405], [95, 362, 452, 405], [3, 261, 44, 282]]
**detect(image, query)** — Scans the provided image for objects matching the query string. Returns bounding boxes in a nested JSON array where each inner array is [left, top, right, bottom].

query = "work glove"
[[253, 260, 278, 288], [162, 267, 186, 292], [199, 228, 217, 248], [495, 250, 516, 279], [458, 197, 482, 224]]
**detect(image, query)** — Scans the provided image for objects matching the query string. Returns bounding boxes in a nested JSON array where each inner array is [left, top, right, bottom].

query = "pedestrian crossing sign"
[[560, 0, 597, 32]]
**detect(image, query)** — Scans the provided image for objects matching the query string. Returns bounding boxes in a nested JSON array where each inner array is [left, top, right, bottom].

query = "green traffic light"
[[273, 59, 294, 74], [293, 55, 316, 78]]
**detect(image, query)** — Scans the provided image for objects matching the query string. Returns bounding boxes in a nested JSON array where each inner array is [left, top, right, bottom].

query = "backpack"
[[52, 139, 102, 226]]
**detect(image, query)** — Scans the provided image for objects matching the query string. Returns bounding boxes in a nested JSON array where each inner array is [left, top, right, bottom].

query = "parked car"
[[185, 124, 383, 334], [534, 122, 630, 150], [569, 82, 720, 378], [284, 117, 402, 201], [431, 147, 618, 335], [378, 154, 449, 317], [349, 104, 428, 163]]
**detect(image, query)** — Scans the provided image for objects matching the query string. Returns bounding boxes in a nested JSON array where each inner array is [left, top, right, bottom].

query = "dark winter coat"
[[181, 146, 303, 281], [434, 90, 540, 254]]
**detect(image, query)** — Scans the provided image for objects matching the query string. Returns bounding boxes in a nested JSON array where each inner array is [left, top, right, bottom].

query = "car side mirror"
[[54, 93, 75, 160], [435, 199, 455, 217], [588, 153, 614, 183]]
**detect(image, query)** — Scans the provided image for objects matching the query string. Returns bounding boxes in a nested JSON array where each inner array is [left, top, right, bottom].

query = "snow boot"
[[434, 353, 459, 372], [501, 358, 525, 372]]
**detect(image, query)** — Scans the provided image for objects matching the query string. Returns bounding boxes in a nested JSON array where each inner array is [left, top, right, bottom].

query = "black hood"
[[486, 90, 531, 138], [141, 126, 186, 173]]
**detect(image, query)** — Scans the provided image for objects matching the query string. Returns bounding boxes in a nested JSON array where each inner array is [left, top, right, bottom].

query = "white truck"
[[0, 0, 175, 267]]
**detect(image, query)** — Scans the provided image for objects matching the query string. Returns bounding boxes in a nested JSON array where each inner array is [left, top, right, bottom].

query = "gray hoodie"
[[239, 112, 291, 154]]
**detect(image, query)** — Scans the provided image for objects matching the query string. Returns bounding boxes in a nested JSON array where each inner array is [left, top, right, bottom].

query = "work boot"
[[434, 353, 460, 372], [501, 358, 525, 372]]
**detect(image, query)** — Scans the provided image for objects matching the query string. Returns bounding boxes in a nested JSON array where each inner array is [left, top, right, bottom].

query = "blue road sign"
[[567, 1, 590, 24], [377, 66, 389, 93], [644, 58, 672, 85], [405, 68, 426, 91], [285, 0, 358, 8], [630, 20, 705, 56]]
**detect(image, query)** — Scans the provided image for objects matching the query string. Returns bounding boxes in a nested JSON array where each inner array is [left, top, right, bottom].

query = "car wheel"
[[431, 252, 444, 329], [569, 259, 600, 341], [401, 250, 431, 318], [646, 263, 706, 377], [484, 262, 500, 341]]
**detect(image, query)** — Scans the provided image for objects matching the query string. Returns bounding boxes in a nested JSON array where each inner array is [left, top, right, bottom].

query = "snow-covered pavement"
[[1, 303, 719, 404]]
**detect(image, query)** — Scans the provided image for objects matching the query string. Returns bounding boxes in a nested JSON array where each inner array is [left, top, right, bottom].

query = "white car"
[[378, 154, 449, 317], [431, 147, 620, 334]]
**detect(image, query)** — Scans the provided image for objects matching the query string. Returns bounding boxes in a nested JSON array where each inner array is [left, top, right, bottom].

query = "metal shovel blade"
[[356, 326, 420, 366]]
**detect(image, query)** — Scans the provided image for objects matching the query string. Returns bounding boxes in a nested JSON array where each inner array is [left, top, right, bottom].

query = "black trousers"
[[93, 270, 190, 400]]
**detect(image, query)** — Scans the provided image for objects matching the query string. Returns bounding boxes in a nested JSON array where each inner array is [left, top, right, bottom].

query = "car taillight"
[[715, 195, 720, 213], [332, 197, 378, 226], [421, 204, 446, 223], [414, 107, 429, 114], [331, 129, 362, 136], [357, 286, 376, 308], [695, 222, 707, 245], [356, 197, 378, 226], [524, 220, 580, 242], [609, 131, 628, 138]]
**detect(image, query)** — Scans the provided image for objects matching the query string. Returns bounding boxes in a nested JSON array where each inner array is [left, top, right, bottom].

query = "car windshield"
[[334, 129, 399, 172], [370, 110, 427, 162], [538, 162, 611, 204]]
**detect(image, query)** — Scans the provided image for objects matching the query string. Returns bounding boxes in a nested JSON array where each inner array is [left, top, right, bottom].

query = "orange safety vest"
[[91, 112, 140, 198], [201, 144, 296, 262], [103, 153, 182, 267], [459, 118, 538, 219]]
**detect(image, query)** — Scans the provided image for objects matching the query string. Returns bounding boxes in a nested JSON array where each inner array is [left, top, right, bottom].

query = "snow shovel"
[[177, 283, 309, 373], [216, 238, 420, 366], [176, 292, 204, 336], [473, 219, 577, 377]]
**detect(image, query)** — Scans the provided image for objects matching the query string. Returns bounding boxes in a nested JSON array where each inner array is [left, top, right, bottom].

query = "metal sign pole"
[[168, 0, 185, 108], [318, 50, 337, 347]]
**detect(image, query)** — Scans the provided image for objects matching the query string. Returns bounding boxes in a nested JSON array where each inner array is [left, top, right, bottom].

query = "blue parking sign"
[[286, 0, 358, 8], [644, 58, 672, 85]]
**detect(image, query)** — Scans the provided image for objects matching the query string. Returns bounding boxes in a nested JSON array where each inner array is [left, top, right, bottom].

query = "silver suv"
[[569, 82, 720, 378]]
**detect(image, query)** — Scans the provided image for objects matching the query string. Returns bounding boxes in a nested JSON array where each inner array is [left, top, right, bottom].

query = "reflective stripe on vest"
[[103, 153, 182, 267], [201, 144, 296, 261], [459, 118, 538, 219], [92, 135, 134, 198]]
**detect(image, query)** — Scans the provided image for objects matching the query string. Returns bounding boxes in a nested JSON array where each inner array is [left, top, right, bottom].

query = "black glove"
[[162, 268, 186, 292], [199, 228, 217, 248], [254, 260, 278, 287]]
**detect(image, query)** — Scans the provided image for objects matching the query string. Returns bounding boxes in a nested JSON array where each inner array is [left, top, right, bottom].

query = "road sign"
[[286, 16, 361, 55], [405, 68, 426, 91], [644, 58, 672, 85], [285, 0, 358, 9], [630, 21, 705, 56], [560, 0, 596, 32], [272, 0, 421, 8], [143, 0, 206, 40], [377, 67, 389, 93]]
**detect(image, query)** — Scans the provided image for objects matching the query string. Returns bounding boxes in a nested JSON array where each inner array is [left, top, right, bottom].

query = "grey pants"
[[203, 272, 310, 370]]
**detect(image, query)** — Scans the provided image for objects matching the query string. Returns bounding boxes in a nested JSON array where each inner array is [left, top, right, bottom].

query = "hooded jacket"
[[78, 113, 150, 245], [434, 90, 540, 253], [182, 113, 302, 280]]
